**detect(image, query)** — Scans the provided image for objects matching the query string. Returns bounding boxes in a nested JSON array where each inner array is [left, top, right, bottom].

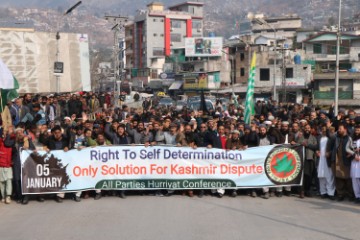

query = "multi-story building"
[[124, 1, 204, 87], [251, 14, 302, 49], [302, 32, 360, 106]]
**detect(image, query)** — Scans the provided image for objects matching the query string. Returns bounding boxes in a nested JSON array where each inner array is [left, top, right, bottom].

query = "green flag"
[[244, 52, 257, 124], [1, 76, 19, 112]]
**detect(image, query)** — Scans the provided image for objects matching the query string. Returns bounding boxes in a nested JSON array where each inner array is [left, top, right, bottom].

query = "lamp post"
[[248, 13, 277, 102], [334, 0, 342, 116], [55, 1, 82, 93]]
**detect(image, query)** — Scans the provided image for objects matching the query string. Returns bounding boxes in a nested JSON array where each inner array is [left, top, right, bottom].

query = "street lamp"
[[248, 13, 277, 102], [55, 1, 82, 93]]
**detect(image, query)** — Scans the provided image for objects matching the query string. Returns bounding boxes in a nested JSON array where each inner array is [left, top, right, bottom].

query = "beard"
[[353, 133, 360, 141], [259, 133, 267, 138], [304, 131, 310, 138], [280, 129, 288, 136]]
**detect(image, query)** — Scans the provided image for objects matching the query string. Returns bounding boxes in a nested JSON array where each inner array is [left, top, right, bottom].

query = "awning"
[[169, 81, 183, 90]]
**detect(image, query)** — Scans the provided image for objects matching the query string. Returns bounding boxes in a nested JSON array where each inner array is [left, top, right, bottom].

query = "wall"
[[0, 30, 91, 93]]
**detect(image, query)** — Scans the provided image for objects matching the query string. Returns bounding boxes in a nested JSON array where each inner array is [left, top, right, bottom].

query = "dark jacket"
[[45, 135, 70, 151], [329, 134, 354, 167], [204, 130, 222, 149]]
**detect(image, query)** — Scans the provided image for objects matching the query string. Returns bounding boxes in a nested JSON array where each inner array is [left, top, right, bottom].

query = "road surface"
[[0, 193, 358, 240]]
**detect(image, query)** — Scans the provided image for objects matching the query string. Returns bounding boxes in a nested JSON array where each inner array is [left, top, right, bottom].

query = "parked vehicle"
[[175, 100, 187, 111], [188, 100, 215, 111], [159, 97, 175, 107]]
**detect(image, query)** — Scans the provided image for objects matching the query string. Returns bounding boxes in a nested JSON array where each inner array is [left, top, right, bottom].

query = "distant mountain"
[[1, 0, 360, 41]]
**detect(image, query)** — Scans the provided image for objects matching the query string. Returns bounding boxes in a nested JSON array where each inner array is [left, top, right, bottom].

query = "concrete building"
[[302, 32, 360, 106], [224, 39, 312, 103], [124, 1, 204, 87], [251, 14, 302, 48]]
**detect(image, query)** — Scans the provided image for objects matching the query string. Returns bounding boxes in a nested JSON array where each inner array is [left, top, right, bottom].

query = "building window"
[[260, 68, 270, 81], [313, 43, 322, 54], [153, 47, 164, 56], [160, 34, 164, 37], [153, 19, 157, 22], [286, 68, 293, 78], [171, 33, 182, 42], [240, 68, 245, 76], [171, 20, 182, 28], [153, 33, 157, 37], [240, 53, 245, 61], [192, 20, 202, 29]]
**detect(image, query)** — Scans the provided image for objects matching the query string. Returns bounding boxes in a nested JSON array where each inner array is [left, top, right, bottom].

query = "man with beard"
[[4, 127, 37, 204], [297, 124, 318, 198], [329, 124, 354, 201], [151, 121, 165, 145], [127, 122, 153, 145], [194, 123, 208, 147], [280, 121, 296, 144], [267, 116, 282, 144], [225, 130, 245, 198], [257, 125, 277, 199], [316, 125, 336, 200], [43, 126, 71, 203], [351, 125, 360, 204]]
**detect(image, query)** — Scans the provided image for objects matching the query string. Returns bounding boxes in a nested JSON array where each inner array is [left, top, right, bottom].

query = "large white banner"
[[21, 145, 304, 194]]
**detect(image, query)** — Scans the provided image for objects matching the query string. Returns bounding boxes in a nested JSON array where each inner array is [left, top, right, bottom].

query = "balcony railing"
[[314, 91, 353, 100]]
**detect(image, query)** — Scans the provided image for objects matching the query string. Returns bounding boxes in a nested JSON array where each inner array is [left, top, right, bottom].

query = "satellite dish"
[[247, 12, 254, 20]]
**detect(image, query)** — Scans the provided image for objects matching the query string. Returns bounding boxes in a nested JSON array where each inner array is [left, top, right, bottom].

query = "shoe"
[[305, 191, 312, 198], [231, 190, 237, 198], [218, 193, 224, 198], [84, 193, 90, 199], [348, 197, 355, 202], [355, 198, 360, 204], [320, 194, 328, 199], [74, 196, 81, 202], [337, 196, 344, 202], [5, 196, 11, 204], [198, 190, 204, 198], [263, 192, 270, 199], [188, 190, 194, 197], [1, 199, 4, 203], [37, 196, 45, 202], [284, 190, 291, 197], [328, 195, 336, 201], [299, 191, 305, 199], [94, 193, 102, 200], [155, 191, 164, 197], [275, 192, 283, 198], [55, 196, 63, 203], [22, 196, 29, 205], [119, 191, 126, 199], [251, 191, 257, 198]]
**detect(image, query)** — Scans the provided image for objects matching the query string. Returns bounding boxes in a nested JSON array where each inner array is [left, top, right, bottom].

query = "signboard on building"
[[275, 77, 306, 87], [185, 37, 223, 57], [183, 72, 208, 90]]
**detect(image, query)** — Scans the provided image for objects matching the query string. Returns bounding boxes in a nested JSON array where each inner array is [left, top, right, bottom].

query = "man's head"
[[51, 126, 63, 140], [96, 134, 106, 145], [200, 123, 207, 133], [117, 124, 126, 136], [259, 125, 267, 136], [337, 124, 347, 137], [15, 98, 22, 107]]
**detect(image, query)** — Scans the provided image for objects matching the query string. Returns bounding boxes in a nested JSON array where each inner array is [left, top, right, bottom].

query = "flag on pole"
[[0, 58, 16, 89], [0, 58, 19, 112], [244, 52, 257, 124]]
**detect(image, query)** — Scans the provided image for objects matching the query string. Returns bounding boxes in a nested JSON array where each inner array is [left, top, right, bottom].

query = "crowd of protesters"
[[0, 91, 360, 206]]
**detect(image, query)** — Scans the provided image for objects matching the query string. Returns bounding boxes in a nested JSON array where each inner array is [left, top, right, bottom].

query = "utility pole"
[[334, 0, 342, 116], [105, 16, 128, 105]]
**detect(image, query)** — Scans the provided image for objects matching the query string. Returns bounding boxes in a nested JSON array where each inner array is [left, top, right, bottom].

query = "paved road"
[[0, 194, 359, 240]]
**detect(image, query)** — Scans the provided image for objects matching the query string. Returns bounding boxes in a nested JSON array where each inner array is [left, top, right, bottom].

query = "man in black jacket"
[[43, 126, 72, 202]]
